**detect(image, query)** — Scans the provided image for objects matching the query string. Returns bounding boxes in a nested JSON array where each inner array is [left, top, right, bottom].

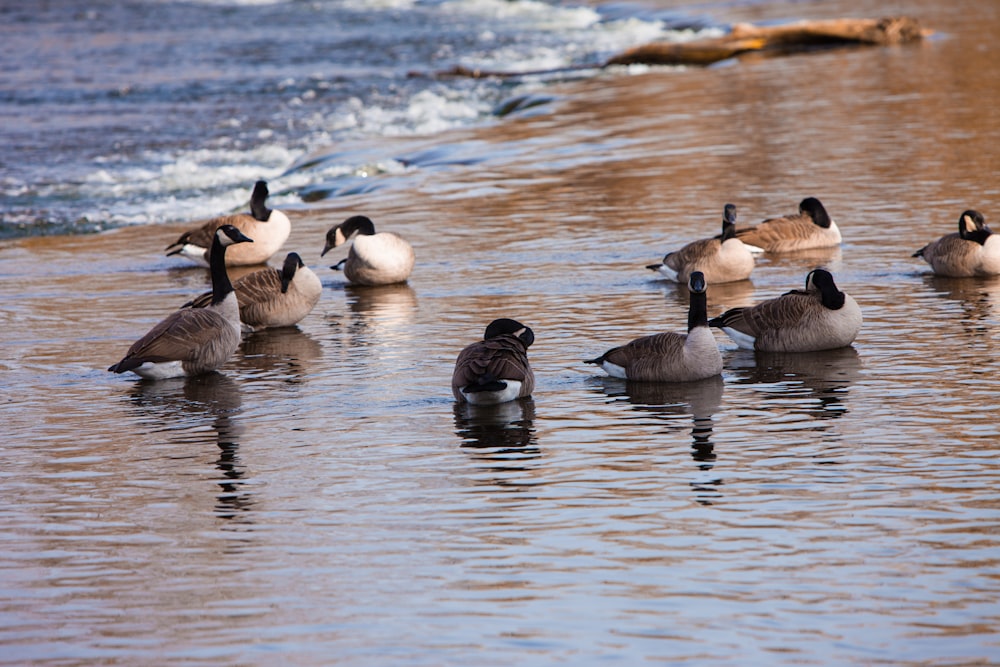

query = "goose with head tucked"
[[708, 268, 862, 352], [586, 271, 723, 382], [184, 252, 322, 332], [913, 209, 1000, 277], [732, 197, 841, 253], [165, 180, 290, 267], [321, 215, 415, 286], [452, 318, 535, 405], [647, 204, 754, 284], [110, 225, 253, 379]]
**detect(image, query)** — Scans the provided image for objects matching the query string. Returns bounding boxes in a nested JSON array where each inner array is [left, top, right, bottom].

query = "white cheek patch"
[[334, 227, 347, 247], [964, 215, 978, 234]]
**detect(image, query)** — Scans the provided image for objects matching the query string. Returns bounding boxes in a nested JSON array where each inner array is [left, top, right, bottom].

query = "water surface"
[[2, 0, 1000, 664]]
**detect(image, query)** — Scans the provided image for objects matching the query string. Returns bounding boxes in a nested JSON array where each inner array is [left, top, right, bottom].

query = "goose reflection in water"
[[923, 274, 1000, 335], [327, 283, 419, 348], [754, 244, 844, 275], [347, 283, 418, 322], [726, 346, 863, 421], [453, 398, 539, 464], [235, 326, 324, 381], [595, 375, 724, 504], [128, 373, 253, 523]]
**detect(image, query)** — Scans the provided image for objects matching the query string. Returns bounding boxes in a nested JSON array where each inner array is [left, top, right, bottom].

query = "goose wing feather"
[[601, 332, 686, 378], [181, 266, 280, 311], [166, 213, 254, 252], [663, 238, 720, 273], [231, 268, 284, 319], [714, 291, 818, 337], [452, 335, 534, 396], [915, 233, 982, 275], [112, 308, 235, 371], [734, 214, 813, 251]]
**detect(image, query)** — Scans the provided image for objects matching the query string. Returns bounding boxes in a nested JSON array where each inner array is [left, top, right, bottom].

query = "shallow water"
[[3, 0, 1000, 664]]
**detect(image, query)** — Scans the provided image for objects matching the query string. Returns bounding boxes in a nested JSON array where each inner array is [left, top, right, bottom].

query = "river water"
[[2, 0, 999, 664]]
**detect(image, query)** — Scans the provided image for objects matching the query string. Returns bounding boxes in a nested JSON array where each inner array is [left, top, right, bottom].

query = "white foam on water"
[[444, 0, 601, 28], [4, 0, 717, 233], [338, 0, 418, 9], [173, 0, 293, 6], [78, 143, 303, 226]]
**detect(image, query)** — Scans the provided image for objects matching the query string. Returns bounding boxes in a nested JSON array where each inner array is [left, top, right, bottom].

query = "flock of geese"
[[109, 180, 998, 407], [108, 180, 415, 380]]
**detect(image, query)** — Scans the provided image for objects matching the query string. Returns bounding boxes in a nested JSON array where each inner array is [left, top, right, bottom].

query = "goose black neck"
[[250, 201, 271, 222], [963, 228, 991, 245], [250, 181, 271, 221], [280, 255, 299, 294], [819, 286, 846, 310], [343, 215, 376, 238], [688, 289, 709, 331], [802, 198, 831, 228], [720, 221, 736, 241], [209, 236, 235, 306]]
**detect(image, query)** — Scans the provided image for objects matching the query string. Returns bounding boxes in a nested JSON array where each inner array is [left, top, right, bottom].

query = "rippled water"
[[3, 0, 1000, 664]]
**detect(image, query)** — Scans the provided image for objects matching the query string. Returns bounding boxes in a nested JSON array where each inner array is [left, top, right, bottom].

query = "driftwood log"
[[606, 16, 929, 67], [427, 16, 929, 78]]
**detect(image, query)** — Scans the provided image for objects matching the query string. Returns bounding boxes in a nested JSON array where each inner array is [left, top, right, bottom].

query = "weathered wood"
[[605, 16, 928, 68], [729, 16, 928, 47], [603, 37, 767, 67], [426, 16, 931, 78]]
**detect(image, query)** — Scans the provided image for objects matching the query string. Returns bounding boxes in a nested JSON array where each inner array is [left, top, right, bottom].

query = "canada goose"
[[709, 268, 862, 352], [732, 197, 841, 253], [321, 215, 415, 286], [184, 252, 322, 332], [912, 210, 1000, 277], [165, 180, 290, 267], [586, 271, 723, 382], [110, 225, 253, 379], [647, 204, 754, 284], [452, 318, 535, 405]]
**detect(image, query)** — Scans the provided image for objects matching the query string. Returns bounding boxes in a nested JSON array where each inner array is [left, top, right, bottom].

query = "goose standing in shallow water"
[[165, 180, 290, 267], [647, 204, 754, 284], [110, 225, 253, 379], [184, 252, 322, 332], [321, 215, 415, 286], [708, 268, 862, 352], [732, 197, 841, 253], [913, 210, 1000, 277], [452, 319, 535, 405], [586, 271, 723, 382]]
